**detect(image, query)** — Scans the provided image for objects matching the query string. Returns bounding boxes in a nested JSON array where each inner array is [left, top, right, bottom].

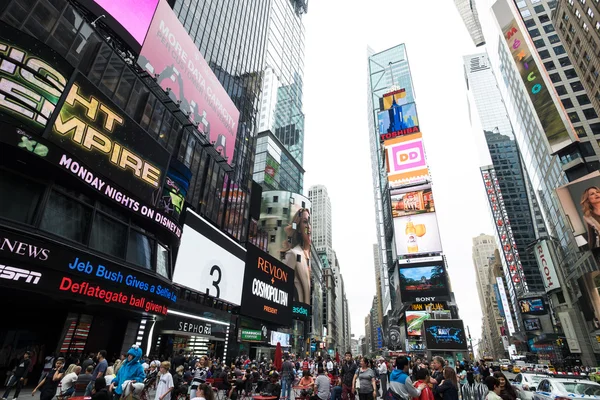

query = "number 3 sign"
[[174, 210, 246, 305]]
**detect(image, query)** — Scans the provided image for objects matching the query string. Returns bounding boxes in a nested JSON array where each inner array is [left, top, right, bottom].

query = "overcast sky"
[[302, 0, 497, 348]]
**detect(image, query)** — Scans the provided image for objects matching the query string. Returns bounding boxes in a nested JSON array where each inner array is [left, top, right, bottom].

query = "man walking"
[[340, 352, 357, 400], [2, 351, 31, 400], [280, 354, 295, 400], [85, 350, 107, 396], [430, 356, 445, 400], [378, 359, 388, 396]]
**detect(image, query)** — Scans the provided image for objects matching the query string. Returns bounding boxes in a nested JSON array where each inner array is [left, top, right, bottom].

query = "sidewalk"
[[0, 387, 158, 400]]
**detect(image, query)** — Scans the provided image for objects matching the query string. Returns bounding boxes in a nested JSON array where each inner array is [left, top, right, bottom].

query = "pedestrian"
[[38, 354, 56, 384], [190, 357, 211, 399], [432, 368, 459, 400], [378, 359, 388, 396], [91, 378, 111, 400], [484, 377, 502, 400], [109, 345, 146, 399], [191, 383, 215, 400], [461, 372, 488, 400], [313, 367, 331, 400], [86, 350, 108, 396], [341, 352, 358, 400], [279, 354, 296, 400], [388, 356, 424, 399], [2, 351, 32, 400], [32, 357, 65, 400], [56, 365, 81, 399], [156, 362, 174, 400], [491, 373, 517, 400], [75, 366, 94, 396], [430, 357, 445, 400], [82, 353, 95, 373], [353, 358, 377, 400], [412, 367, 434, 400]]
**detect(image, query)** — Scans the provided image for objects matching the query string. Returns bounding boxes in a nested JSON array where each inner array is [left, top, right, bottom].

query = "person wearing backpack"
[[388, 357, 425, 400]]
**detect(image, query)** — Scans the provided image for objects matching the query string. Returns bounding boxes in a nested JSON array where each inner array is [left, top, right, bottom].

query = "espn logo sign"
[[0, 264, 41, 284]]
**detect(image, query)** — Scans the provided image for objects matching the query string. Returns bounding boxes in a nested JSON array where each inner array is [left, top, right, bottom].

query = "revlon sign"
[[534, 240, 561, 293]]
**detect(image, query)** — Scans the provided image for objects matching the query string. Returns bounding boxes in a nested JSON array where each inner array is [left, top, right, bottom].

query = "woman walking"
[[352, 358, 377, 400], [433, 368, 459, 400]]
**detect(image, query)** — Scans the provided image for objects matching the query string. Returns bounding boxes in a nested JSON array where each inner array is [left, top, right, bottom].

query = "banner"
[[138, 0, 240, 165], [47, 72, 171, 206], [534, 240, 561, 293]]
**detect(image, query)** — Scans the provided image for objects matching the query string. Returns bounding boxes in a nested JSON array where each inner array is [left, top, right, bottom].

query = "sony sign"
[[534, 240, 561, 293]]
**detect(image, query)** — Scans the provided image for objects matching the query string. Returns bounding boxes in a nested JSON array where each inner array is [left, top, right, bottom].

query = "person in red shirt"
[[413, 367, 434, 400]]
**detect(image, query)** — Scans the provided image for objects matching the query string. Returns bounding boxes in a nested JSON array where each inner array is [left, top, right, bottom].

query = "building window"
[[548, 34, 560, 44], [576, 9, 582, 18], [565, 68, 578, 79], [539, 14, 551, 23], [555, 85, 568, 95], [596, 21, 600, 30], [529, 28, 541, 37], [579, 0, 586, 4], [40, 189, 92, 244], [534, 38, 546, 48], [535, 5, 546, 12], [543, 24, 556, 33], [575, 126, 587, 136], [544, 60, 556, 71], [526, 19, 538, 28], [550, 73, 562, 82], [539, 49, 551, 59], [569, 111, 581, 122], [559, 57, 573, 67], [588, 7, 595, 18], [571, 81, 585, 91], [273, 195, 279, 202], [0, 170, 45, 225], [583, 22, 590, 32], [583, 108, 599, 119], [590, 122, 600, 134], [270, 235, 276, 243], [581, 142, 596, 156], [517, 0, 527, 7], [553, 45, 566, 55], [89, 213, 128, 258], [267, 207, 272, 214], [562, 98, 575, 108], [521, 9, 532, 17]]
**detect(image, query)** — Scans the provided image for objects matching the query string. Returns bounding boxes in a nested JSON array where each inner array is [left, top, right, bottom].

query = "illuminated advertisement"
[[0, 227, 175, 316], [385, 133, 430, 188], [0, 21, 73, 134], [524, 318, 541, 331], [158, 160, 191, 221], [264, 155, 280, 187], [0, 122, 181, 240], [496, 277, 515, 334], [399, 262, 450, 302], [381, 88, 407, 110], [391, 185, 435, 218], [174, 210, 246, 306], [558, 311, 582, 353], [556, 171, 600, 242], [493, 0, 577, 154], [259, 191, 312, 306], [48, 72, 171, 206], [241, 244, 294, 326], [423, 319, 468, 351], [394, 213, 442, 256], [270, 331, 291, 347], [519, 297, 546, 315], [378, 102, 420, 141], [406, 311, 430, 336], [77, 0, 159, 51], [138, 0, 240, 165], [533, 239, 561, 293]]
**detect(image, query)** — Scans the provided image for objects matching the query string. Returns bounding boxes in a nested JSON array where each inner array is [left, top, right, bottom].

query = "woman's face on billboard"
[[299, 210, 311, 245], [588, 188, 600, 205]]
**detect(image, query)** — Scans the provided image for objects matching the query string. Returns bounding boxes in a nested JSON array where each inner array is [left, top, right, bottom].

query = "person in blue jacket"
[[109, 345, 146, 398]]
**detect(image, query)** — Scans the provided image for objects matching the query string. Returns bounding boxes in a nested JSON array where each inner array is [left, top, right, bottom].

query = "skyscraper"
[[373, 244, 384, 326], [309, 185, 334, 265], [454, 0, 486, 46]]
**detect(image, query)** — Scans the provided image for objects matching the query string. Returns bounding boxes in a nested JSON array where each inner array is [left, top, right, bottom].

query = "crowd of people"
[[0, 348, 564, 400]]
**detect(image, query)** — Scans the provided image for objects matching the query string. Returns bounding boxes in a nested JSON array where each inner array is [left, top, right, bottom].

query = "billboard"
[[174, 210, 246, 306], [423, 319, 468, 351], [391, 186, 435, 218], [138, 0, 240, 165], [0, 21, 73, 134], [556, 171, 600, 242], [519, 297, 546, 315], [77, 0, 159, 51], [493, 0, 577, 154], [381, 88, 407, 110], [385, 133, 430, 188], [378, 102, 420, 141], [48, 72, 171, 206], [558, 311, 582, 353], [398, 262, 450, 302], [270, 331, 291, 347], [496, 277, 515, 334], [259, 191, 312, 306], [533, 240, 561, 293], [394, 213, 442, 256], [241, 244, 294, 325], [524, 318, 542, 331]]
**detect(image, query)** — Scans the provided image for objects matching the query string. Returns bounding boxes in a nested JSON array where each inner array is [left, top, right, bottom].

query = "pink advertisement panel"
[[385, 133, 430, 188], [138, 0, 240, 165]]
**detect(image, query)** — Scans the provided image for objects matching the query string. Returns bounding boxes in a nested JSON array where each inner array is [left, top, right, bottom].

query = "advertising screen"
[[270, 331, 291, 347], [241, 244, 294, 326], [385, 133, 430, 188], [138, 0, 240, 166], [493, 0, 576, 154], [0, 21, 73, 134], [423, 319, 469, 351], [47, 72, 171, 206], [77, 0, 159, 51], [391, 185, 435, 218], [259, 191, 312, 306], [406, 311, 430, 336], [556, 171, 600, 239], [378, 102, 420, 141], [524, 318, 542, 331], [174, 210, 246, 306], [394, 213, 442, 256], [399, 262, 450, 302], [381, 89, 407, 110], [519, 297, 546, 315]]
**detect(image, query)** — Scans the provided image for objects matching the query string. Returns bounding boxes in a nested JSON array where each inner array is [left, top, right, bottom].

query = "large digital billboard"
[[493, 0, 577, 154], [385, 133, 430, 188], [78, 0, 159, 51], [381, 89, 407, 110], [556, 171, 600, 241], [138, 0, 240, 166], [394, 213, 442, 256], [241, 244, 294, 326], [0, 21, 73, 134], [391, 185, 435, 218], [399, 262, 450, 302], [378, 102, 420, 141], [406, 311, 430, 336], [259, 191, 312, 306], [174, 210, 246, 306], [519, 297, 546, 315], [423, 319, 468, 351], [47, 72, 171, 206]]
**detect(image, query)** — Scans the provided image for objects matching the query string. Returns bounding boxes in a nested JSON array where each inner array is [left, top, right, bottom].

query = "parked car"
[[533, 377, 599, 400], [512, 373, 547, 400]]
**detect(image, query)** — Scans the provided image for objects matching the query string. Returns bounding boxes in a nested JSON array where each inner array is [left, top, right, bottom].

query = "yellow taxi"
[[512, 366, 521, 373]]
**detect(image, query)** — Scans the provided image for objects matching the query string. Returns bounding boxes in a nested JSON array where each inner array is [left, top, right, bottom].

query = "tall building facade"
[[373, 244, 385, 325], [309, 185, 334, 265], [253, 0, 307, 193], [454, 0, 487, 46]]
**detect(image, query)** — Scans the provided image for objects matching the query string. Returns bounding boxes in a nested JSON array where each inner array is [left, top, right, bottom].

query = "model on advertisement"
[[580, 186, 600, 249], [282, 208, 311, 304]]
